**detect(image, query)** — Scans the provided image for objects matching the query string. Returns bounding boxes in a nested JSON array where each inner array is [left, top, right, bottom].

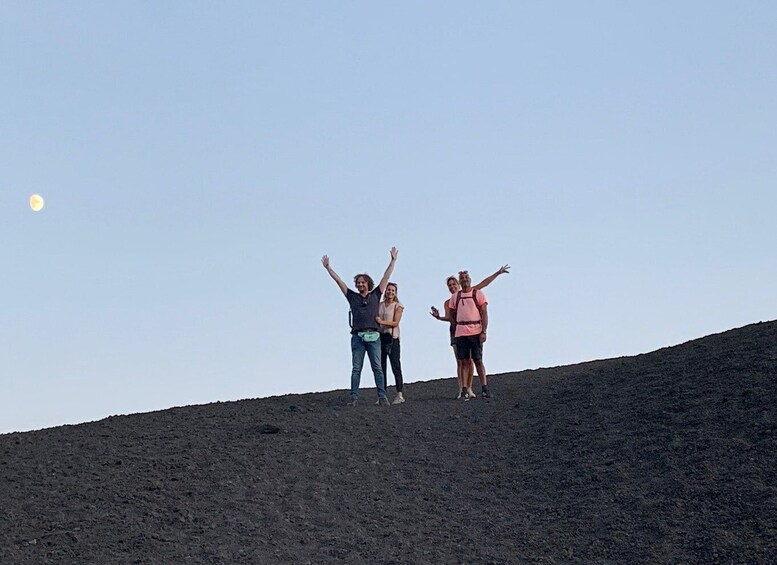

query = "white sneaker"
[[392, 395, 405, 405]]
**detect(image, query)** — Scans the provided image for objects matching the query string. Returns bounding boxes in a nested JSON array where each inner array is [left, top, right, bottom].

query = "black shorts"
[[454, 334, 483, 361]]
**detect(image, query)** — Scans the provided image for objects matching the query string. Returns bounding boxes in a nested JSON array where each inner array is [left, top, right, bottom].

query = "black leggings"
[[380, 333, 403, 392]]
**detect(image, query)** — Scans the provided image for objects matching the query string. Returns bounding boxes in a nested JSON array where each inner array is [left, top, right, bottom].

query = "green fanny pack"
[[357, 331, 381, 343]]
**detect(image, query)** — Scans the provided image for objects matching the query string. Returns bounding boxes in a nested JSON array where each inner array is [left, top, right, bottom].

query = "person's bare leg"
[[457, 359, 470, 399], [465, 359, 476, 398], [453, 346, 463, 397], [475, 359, 490, 397], [475, 360, 487, 386]]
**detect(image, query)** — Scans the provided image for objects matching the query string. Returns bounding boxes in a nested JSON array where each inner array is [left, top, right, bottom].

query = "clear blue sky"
[[2, 1, 775, 433]]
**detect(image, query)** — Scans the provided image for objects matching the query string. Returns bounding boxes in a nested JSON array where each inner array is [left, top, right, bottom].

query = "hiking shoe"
[[392, 395, 405, 405], [347, 398, 358, 407], [481, 389, 492, 399], [378, 397, 391, 407], [466, 389, 477, 400]]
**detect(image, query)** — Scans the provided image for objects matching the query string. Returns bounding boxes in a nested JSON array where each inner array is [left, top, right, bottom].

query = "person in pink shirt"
[[430, 265, 508, 399], [448, 270, 491, 399]]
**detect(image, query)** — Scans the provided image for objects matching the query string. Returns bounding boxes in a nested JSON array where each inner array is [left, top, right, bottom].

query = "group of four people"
[[322, 247, 509, 406]]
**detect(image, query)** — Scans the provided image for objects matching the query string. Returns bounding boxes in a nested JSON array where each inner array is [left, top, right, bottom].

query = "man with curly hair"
[[322, 247, 398, 407]]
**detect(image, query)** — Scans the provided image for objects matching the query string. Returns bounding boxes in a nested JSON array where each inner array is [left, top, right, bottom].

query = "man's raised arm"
[[377, 247, 398, 293], [473, 265, 510, 291], [322, 255, 348, 296]]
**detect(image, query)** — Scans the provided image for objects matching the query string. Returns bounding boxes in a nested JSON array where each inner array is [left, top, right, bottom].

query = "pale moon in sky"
[[29, 194, 45, 212]]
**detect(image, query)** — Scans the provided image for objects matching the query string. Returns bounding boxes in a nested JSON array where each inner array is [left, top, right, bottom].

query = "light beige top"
[[378, 300, 403, 339]]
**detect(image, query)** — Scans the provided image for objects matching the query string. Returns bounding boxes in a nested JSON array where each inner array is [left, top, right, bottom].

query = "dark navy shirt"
[[346, 288, 382, 334]]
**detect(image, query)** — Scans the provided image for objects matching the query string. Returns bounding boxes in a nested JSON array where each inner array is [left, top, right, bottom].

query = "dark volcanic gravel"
[[2, 321, 777, 564]]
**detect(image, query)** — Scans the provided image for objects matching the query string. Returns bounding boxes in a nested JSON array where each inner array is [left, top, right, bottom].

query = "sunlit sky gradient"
[[2, 1, 775, 433]]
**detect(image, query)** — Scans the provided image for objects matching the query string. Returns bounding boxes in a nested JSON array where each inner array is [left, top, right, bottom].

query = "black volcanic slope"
[[2, 321, 776, 564]]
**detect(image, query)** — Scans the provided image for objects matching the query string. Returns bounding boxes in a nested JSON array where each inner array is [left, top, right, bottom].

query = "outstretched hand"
[[390, 247, 398, 261], [430, 306, 440, 319], [499, 265, 510, 275], [321, 255, 330, 269]]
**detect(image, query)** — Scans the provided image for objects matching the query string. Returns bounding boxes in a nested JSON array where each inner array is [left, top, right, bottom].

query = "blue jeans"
[[350, 334, 387, 400]]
